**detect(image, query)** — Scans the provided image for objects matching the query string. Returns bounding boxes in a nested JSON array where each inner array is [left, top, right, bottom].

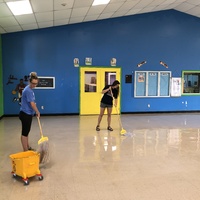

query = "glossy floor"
[[1, 113, 200, 200]]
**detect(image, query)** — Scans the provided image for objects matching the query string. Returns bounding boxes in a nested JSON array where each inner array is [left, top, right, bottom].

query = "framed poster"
[[36, 77, 55, 89], [171, 77, 181, 97]]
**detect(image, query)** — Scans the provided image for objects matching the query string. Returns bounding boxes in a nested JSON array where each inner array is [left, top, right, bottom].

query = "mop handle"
[[110, 87, 117, 108], [110, 87, 114, 100], [37, 117, 44, 138], [110, 87, 118, 109], [115, 106, 124, 129], [110, 88, 123, 129]]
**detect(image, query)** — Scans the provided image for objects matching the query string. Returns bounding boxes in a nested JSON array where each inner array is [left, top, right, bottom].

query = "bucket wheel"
[[37, 174, 44, 181], [23, 178, 29, 186]]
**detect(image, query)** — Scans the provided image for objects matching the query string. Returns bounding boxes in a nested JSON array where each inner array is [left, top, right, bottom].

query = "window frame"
[[182, 70, 200, 95], [134, 71, 171, 98]]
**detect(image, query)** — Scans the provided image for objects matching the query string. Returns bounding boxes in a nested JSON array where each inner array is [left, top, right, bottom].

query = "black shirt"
[[100, 85, 119, 105]]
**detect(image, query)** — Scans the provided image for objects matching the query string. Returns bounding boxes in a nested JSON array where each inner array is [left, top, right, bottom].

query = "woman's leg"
[[21, 135, 29, 151], [19, 111, 32, 151], [107, 107, 113, 128], [97, 107, 106, 127]]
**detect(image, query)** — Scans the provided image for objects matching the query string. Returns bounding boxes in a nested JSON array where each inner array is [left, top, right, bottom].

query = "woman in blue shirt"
[[19, 72, 40, 151]]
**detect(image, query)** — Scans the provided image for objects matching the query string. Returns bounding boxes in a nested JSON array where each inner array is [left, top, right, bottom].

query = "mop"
[[37, 117, 50, 164], [114, 106, 127, 135], [110, 89, 127, 135]]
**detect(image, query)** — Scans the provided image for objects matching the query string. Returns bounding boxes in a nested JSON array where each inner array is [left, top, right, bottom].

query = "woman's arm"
[[30, 102, 40, 117], [114, 98, 118, 107], [113, 88, 119, 106], [102, 86, 111, 94]]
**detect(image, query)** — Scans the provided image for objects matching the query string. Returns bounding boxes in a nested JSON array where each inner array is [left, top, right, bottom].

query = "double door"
[[80, 67, 121, 115]]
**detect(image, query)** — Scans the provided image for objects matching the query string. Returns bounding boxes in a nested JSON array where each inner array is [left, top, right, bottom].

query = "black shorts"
[[100, 102, 112, 108], [19, 111, 33, 137]]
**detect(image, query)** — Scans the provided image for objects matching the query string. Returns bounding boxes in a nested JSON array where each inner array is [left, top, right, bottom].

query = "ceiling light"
[[92, 0, 110, 6], [6, 0, 33, 16]]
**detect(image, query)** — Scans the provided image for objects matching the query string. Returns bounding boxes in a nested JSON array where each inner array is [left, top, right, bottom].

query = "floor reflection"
[[2, 114, 200, 199], [79, 127, 200, 162]]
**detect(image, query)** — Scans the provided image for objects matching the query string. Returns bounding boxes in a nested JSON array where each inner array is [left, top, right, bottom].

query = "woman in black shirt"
[[96, 80, 120, 131]]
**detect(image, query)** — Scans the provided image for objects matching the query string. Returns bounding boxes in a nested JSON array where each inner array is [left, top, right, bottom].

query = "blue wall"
[[2, 10, 200, 115]]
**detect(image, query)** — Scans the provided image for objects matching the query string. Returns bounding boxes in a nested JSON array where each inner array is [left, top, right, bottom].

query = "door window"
[[105, 72, 116, 85], [84, 71, 96, 92]]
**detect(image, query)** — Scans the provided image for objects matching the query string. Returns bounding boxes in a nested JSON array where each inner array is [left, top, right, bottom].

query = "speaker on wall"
[[125, 75, 132, 83]]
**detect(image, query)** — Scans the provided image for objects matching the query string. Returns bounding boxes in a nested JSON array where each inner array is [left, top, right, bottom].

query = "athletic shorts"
[[19, 111, 33, 137], [100, 102, 113, 108]]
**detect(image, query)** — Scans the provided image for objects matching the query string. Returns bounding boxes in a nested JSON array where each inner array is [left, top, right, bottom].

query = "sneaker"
[[96, 125, 100, 131], [107, 126, 113, 131]]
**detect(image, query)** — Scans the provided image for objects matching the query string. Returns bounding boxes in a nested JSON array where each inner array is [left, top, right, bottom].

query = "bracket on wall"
[[160, 61, 168, 68], [137, 60, 147, 67]]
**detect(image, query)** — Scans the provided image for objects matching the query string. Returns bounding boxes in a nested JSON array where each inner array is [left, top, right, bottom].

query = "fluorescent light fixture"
[[92, 0, 110, 6], [7, 0, 33, 16]]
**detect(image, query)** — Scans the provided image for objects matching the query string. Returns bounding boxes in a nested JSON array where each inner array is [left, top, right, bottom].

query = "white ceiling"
[[0, 0, 200, 34]]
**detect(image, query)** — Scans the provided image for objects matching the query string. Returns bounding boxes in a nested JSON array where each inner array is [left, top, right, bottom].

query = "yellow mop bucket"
[[9, 151, 43, 185]]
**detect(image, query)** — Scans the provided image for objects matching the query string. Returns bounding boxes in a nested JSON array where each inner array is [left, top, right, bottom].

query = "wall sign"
[[74, 58, 79, 67], [85, 57, 92, 65], [36, 77, 55, 89], [171, 77, 181, 97]]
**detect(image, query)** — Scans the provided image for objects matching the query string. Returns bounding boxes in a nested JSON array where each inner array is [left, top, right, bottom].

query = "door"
[[80, 67, 121, 115]]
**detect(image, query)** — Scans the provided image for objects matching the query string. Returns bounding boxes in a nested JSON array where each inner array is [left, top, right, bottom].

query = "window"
[[182, 71, 200, 94], [105, 72, 116, 85], [134, 71, 171, 97], [84, 71, 96, 92]]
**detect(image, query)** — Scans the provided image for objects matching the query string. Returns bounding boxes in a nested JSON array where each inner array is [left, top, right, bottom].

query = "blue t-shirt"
[[20, 85, 36, 115]]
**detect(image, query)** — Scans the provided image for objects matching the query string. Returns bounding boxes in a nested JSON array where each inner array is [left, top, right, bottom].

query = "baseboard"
[[121, 110, 200, 114], [3, 113, 79, 117], [2, 111, 200, 118]]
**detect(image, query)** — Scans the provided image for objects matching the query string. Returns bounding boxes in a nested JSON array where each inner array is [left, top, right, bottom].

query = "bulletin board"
[[134, 71, 171, 97], [36, 77, 55, 89]]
